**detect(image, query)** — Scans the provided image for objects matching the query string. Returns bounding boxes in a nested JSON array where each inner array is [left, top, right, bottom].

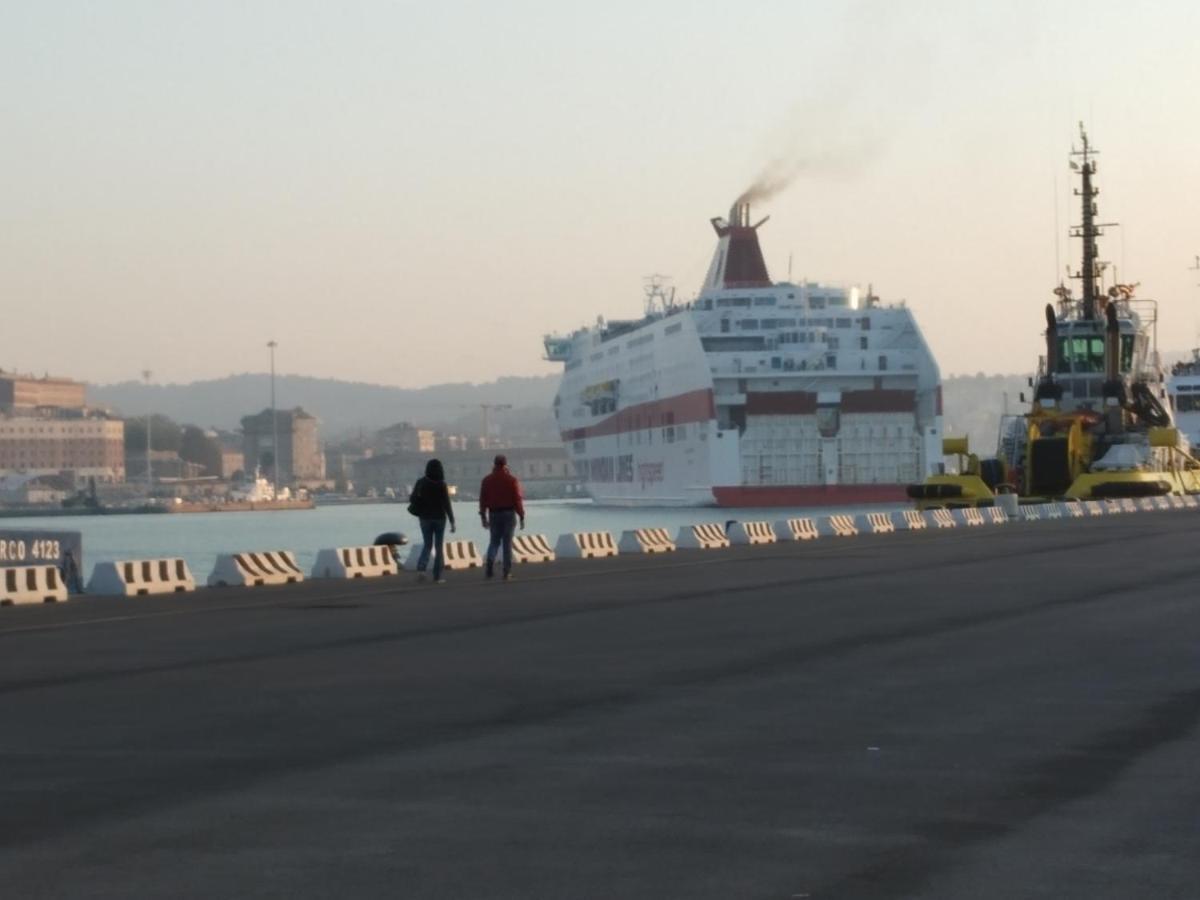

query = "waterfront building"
[[375, 422, 436, 455], [0, 371, 87, 413], [0, 411, 125, 484], [240, 407, 325, 484]]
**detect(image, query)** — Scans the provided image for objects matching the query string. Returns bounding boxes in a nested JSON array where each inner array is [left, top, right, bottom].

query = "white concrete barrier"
[[775, 518, 821, 541], [676, 523, 730, 549], [403, 540, 482, 571], [313, 545, 399, 579], [1020, 506, 1042, 522], [618, 528, 677, 554], [1043, 503, 1065, 520], [897, 510, 928, 531], [512, 534, 556, 563], [1104, 499, 1124, 515], [1184, 495, 1200, 509], [0, 566, 67, 605], [1168, 494, 1186, 510], [822, 514, 859, 537], [1084, 501, 1106, 517], [926, 509, 956, 529], [555, 532, 619, 559], [727, 521, 778, 545], [864, 512, 895, 534], [87, 558, 196, 596], [952, 508, 985, 527], [207, 551, 304, 588], [1137, 497, 1156, 512], [984, 506, 1009, 524], [1063, 502, 1086, 518]]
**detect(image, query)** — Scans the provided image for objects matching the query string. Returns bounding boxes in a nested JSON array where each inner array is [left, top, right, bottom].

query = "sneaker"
[[485, 568, 494, 580], [416, 572, 427, 584], [502, 572, 513, 581], [434, 578, 447, 584]]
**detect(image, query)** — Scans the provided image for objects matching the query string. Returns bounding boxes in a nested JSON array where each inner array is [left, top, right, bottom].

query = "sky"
[[4, 1, 1200, 387]]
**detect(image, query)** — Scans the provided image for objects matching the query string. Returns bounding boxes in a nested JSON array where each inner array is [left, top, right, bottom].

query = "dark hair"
[[425, 458, 445, 481], [493, 454, 507, 467]]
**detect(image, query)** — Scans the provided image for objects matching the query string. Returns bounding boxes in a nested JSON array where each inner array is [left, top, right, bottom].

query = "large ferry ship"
[[543, 201, 943, 507]]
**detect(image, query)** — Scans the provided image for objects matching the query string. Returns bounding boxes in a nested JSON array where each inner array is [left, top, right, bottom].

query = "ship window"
[[739, 319, 759, 329], [753, 296, 776, 306], [879, 355, 888, 371], [826, 354, 837, 368], [860, 336, 868, 349], [771, 357, 782, 369], [1177, 395, 1200, 412], [1058, 336, 1106, 373], [810, 297, 826, 309], [720, 318, 730, 333], [1120, 334, 1135, 372], [860, 317, 871, 330], [836, 318, 852, 328]]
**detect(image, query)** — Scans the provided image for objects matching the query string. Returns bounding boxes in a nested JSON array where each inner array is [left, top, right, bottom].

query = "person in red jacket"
[[479, 454, 525, 580]]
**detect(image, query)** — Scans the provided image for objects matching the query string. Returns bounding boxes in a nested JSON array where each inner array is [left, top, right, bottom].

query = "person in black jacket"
[[409, 458, 456, 583]]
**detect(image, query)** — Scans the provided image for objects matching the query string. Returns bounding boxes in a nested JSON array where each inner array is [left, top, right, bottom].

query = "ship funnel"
[[1034, 303, 1064, 405], [704, 200, 772, 290], [1104, 302, 1121, 382]]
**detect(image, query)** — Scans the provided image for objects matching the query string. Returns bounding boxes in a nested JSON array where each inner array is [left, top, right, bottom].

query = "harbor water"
[[8, 500, 901, 580]]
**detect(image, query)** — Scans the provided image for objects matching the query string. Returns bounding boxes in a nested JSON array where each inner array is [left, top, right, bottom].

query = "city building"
[[375, 422, 436, 455], [0, 371, 87, 413], [0, 412, 125, 484], [352, 446, 577, 500], [241, 407, 325, 484]]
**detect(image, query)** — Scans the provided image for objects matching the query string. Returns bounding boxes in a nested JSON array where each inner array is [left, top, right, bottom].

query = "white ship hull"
[[546, 203, 943, 508]]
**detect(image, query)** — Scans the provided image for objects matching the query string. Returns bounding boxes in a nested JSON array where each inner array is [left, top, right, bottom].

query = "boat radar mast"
[[1069, 123, 1119, 320]]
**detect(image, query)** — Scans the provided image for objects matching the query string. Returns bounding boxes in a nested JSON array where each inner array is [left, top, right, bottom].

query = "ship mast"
[[1068, 124, 1117, 320]]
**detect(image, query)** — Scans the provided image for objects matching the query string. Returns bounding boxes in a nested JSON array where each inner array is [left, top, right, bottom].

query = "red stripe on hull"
[[711, 484, 909, 508], [561, 388, 715, 442]]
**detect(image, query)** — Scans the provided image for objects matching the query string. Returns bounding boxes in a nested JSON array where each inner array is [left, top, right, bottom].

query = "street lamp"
[[141, 369, 152, 494], [267, 341, 279, 497]]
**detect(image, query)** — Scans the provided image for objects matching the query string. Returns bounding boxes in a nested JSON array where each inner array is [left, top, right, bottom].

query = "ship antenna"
[[1068, 123, 1119, 320]]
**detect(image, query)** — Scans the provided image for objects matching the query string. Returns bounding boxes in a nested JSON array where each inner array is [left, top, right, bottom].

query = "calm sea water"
[[4, 499, 901, 579]]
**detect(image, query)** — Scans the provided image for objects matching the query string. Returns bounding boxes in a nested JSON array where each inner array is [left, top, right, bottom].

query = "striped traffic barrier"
[[1153, 496, 1172, 511], [314, 545, 399, 579], [1020, 506, 1042, 522], [1063, 501, 1086, 518], [207, 550, 304, 588], [87, 558, 195, 596], [727, 521, 778, 545], [775, 518, 821, 541], [864, 512, 895, 534], [983, 506, 1009, 524], [1168, 494, 1186, 510], [1104, 499, 1124, 515], [555, 531, 619, 559], [897, 510, 928, 531], [952, 508, 985, 527], [403, 540, 482, 571], [618, 528, 677, 554], [512, 534, 556, 563], [677, 523, 730, 549], [0, 565, 67, 605], [822, 514, 859, 537], [1184, 495, 1200, 509], [925, 509, 956, 529], [1043, 503, 1065, 520], [1083, 501, 1106, 517]]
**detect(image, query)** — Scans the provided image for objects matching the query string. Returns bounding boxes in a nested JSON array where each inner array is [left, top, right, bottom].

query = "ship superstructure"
[[543, 202, 943, 507]]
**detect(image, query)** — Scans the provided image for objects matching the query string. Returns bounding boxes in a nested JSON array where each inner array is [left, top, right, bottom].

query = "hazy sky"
[[5, 1, 1200, 387]]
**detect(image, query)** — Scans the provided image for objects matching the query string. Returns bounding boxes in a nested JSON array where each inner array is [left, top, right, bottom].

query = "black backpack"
[[407, 478, 424, 517]]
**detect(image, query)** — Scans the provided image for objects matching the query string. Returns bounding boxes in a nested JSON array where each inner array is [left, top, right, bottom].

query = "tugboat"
[[911, 124, 1200, 508]]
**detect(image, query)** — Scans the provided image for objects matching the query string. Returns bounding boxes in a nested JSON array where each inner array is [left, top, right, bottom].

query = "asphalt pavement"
[[2, 512, 1199, 899]]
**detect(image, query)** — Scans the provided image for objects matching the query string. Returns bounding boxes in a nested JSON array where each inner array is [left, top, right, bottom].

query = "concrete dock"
[[2, 514, 1199, 898]]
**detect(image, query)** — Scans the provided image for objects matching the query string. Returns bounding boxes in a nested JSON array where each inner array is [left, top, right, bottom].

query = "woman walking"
[[408, 458, 456, 583]]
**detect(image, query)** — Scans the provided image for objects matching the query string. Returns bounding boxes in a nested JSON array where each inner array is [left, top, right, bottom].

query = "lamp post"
[[141, 369, 152, 494], [267, 341, 279, 497]]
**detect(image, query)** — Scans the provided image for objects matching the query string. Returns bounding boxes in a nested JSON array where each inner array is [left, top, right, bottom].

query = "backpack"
[[407, 478, 424, 517]]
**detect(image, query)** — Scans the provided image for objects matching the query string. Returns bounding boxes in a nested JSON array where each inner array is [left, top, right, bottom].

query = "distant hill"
[[87, 369, 1056, 457], [89, 373, 561, 440]]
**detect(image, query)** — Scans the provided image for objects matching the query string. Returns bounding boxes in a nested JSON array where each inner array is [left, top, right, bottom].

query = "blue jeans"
[[417, 518, 447, 580], [486, 509, 517, 575]]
